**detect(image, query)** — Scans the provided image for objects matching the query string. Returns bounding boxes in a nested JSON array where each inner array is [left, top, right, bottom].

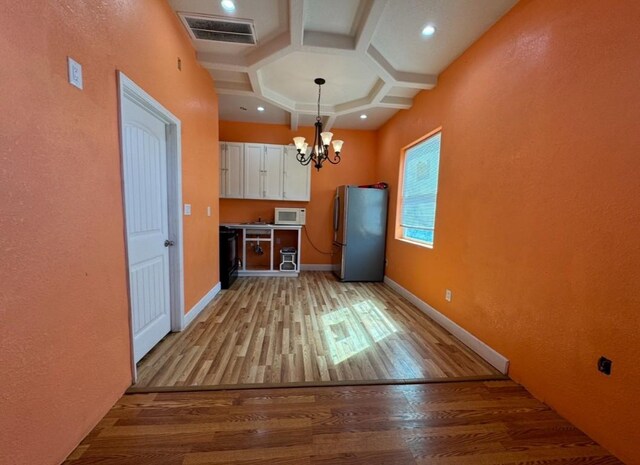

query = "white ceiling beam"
[[333, 79, 385, 113], [355, 0, 388, 53], [197, 52, 248, 71], [295, 103, 335, 115], [289, 112, 299, 131], [247, 69, 262, 97], [261, 86, 298, 112], [364, 45, 394, 83], [335, 98, 370, 114], [214, 81, 255, 95], [378, 96, 413, 109], [394, 71, 438, 89], [289, 0, 305, 48], [303, 31, 355, 51], [367, 78, 387, 103], [367, 45, 437, 89], [324, 115, 337, 132], [245, 33, 292, 69]]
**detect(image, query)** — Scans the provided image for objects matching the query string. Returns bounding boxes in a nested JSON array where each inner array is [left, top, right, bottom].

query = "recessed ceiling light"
[[421, 25, 436, 37], [360, 114, 367, 119], [220, 0, 236, 12], [257, 106, 265, 112]]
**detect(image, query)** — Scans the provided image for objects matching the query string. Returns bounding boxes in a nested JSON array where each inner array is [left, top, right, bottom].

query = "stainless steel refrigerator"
[[332, 185, 388, 281]]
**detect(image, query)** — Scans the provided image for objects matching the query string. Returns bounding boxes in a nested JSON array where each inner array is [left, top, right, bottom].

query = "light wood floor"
[[134, 272, 500, 389], [64, 380, 622, 465]]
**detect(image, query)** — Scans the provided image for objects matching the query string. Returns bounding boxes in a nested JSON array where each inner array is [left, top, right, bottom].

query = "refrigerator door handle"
[[333, 194, 339, 233]]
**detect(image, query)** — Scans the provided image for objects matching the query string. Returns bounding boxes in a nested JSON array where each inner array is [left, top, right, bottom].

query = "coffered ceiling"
[[168, 0, 517, 130]]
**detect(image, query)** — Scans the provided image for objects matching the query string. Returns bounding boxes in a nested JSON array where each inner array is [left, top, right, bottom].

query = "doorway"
[[118, 72, 184, 374]]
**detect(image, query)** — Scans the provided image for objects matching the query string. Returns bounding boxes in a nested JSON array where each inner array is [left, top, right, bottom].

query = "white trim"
[[117, 72, 185, 381], [300, 264, 334, 271], [383, 276, 510, 374], [183, 282, 222, 329]]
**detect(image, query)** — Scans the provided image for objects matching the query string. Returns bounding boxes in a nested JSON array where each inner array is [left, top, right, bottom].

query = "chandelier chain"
[[317, 84, 321, 122]]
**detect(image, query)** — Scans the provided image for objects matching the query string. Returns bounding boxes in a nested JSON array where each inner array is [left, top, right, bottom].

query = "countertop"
[[221, 223, 303, 230]]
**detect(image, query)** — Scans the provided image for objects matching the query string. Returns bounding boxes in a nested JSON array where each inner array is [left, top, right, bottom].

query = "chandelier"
[[292, 78, 344, 171]]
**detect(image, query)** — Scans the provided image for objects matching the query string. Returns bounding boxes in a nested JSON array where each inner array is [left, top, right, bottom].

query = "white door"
[[122, 97, 172, 363], [263, 144, 283, 199], [283, 146, 311, 201], [244, 143, 263, 199], [225, 142, 244, 198]]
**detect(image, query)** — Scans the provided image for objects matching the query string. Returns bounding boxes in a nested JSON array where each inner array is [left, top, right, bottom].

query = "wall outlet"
[[598, 356, 612, 376], [445, 289, 452, 302], [207, 206, 211, 217], [67, 57, 83, 90], [184, 204, 191, 216]]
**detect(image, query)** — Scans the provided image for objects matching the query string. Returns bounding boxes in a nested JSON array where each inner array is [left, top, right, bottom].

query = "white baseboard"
[[383, 276, 510, 374], [182, 282, 221, 329], [300, 264, 333, 271]]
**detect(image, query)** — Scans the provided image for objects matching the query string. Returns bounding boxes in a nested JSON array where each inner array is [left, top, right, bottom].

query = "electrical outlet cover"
[[67, 57, 83, 90]]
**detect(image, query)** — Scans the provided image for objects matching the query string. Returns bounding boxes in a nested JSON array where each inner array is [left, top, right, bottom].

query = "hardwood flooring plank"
[[63, 381, 622, 465], [135, 272, 500, 389]]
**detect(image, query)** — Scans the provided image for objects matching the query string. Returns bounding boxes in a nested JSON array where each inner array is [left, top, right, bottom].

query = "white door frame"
[[117, 72, 185, 381]]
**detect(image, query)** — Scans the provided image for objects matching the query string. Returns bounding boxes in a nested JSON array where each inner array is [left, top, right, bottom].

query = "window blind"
[[400, 132, 441, 245]]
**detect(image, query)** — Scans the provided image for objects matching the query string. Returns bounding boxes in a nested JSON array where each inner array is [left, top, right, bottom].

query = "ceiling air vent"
[[179, 13, 256, 45]]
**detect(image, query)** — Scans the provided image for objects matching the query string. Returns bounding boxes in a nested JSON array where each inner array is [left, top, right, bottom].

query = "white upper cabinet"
[[220, 142, 244, 199], [263, 145, 283, 199], [244, 143, 283, 200], [283, 146, 311, 201], [220, 142, 310, 201], [243, 143, 264, 199]]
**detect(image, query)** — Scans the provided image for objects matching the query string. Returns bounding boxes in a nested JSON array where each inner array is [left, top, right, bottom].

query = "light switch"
[[207, 206, 211, 217], [67, 57, 83, 90], [184, 204, 192, 216]]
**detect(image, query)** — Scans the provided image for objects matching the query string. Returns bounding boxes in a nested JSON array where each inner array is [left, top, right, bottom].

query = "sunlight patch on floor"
[[322, 300, 399, 364]]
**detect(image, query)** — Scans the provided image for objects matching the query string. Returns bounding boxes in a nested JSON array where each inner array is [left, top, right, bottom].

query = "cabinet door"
[[244, 143, 264, 199], [283, 146, 311, 201], [225, 142, 244, 198], [219, 143, 227, 198], [263, 145, 283, 199]]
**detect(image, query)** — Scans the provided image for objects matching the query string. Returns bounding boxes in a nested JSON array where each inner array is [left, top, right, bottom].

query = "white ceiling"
[[168, 0, 517, 130]]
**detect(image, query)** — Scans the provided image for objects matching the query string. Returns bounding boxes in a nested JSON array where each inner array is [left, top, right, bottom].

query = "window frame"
[[395, 127, 442, 249]]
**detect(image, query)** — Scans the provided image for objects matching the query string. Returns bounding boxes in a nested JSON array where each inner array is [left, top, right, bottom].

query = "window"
[[398, 131, 441, 248]]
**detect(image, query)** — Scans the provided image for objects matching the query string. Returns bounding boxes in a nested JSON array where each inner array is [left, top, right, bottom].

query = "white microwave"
[[274, 207, 306, 225]]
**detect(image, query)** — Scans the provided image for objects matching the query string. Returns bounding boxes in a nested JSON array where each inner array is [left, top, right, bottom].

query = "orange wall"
[[219, 121, 378, 264], [0, 2, 219, 464], [377, 0, 640, 463]]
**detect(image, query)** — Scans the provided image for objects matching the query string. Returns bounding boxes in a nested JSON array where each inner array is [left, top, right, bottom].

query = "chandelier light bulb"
[[320, 132, 333, 146], [293, 136, 306, 150]]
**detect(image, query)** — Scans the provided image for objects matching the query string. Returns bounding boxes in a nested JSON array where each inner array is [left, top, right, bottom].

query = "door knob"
[[164, 240, 175, 247]]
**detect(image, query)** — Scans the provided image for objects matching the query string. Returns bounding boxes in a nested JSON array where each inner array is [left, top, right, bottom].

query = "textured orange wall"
[[219, 121, 378, 264], [0, 1, 219, 464], [377, 1, 640, 463]]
